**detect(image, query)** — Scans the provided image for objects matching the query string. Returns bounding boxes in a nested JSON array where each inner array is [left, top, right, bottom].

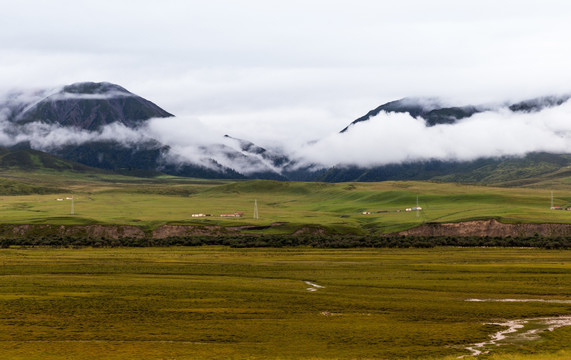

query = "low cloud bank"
[[0, 90, 570, 175], [0, 99, 284, 175], [0, 118, 149, 150], [294, 101, 571, 169], [147, 117, 286, 175]]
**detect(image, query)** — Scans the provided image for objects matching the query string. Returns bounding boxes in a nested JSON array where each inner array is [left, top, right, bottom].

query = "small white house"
[[220, 212, 244, 217]]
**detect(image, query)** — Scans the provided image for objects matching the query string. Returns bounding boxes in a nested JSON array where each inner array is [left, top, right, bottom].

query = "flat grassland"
[[0, 247, 569, 359], [0, 169, 570, 233]]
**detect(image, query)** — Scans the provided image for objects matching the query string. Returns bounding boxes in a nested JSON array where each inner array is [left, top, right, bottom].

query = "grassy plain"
[[0, 169, 570, 234], [0, 247, 569, 359]]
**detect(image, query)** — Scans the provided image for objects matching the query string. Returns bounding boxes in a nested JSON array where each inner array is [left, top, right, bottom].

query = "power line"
[[551, 191, 554, 209]]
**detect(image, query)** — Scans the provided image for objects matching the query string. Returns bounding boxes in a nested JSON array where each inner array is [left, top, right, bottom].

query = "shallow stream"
[[460, 299, 571, 357]]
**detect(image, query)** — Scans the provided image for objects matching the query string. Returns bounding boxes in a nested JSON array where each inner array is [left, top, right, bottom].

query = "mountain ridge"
[[10, 82, 174, 130], [1, 82, 569, 185], [340, 94, 571, 133]]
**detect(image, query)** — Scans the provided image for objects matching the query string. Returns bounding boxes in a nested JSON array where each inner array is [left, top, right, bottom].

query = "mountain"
[[340, 97, 481, 132], [1, 82, 569, 185], [51, 140, 167, 176], [508, 95, 571, 113], [340, 95, 571, 132], [0, 82, 289, 180], [221, 135, 291, 180], [324, 96, 571, 184], [313, 152, 571, 184], [0, 146, 104, 174], [10, 82, 173, 130]]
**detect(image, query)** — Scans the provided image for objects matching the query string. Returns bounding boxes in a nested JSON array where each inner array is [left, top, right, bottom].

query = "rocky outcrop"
[[151, 225, 227, 239], [398, 219, 571, 237], [6, 224, 146, 239], [3, 224, 232, 240], [1, 220, 570, 241]]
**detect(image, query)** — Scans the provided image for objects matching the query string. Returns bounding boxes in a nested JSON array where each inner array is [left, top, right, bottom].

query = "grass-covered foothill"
[[0, 168, 570, 235], [0, 247, 569, 359]]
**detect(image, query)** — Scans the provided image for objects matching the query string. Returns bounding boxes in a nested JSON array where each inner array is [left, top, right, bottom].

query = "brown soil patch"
[[398, 219, 571, 237], [151, 225, 227, 239]]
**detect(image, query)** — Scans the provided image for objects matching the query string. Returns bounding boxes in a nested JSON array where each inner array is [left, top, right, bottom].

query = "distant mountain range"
[[340, 95, 571, 132], [0, 82, 569, 184]]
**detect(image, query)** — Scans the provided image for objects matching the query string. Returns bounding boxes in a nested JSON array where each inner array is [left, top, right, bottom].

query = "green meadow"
[[0, 171, 570, 359], [0, 247, 569, 359], [0, 169, 570, 234]]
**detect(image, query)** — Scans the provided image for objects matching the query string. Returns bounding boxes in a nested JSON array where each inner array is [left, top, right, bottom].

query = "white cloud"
[[3, 1, 571, 141], [1, 1, 571, 175], [295, 102, 571, 168], [1, 84, 570, 176], [1, 121, 148, 151]]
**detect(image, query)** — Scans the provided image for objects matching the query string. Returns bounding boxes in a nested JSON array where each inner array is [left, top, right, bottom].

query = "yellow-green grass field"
[[0, 169, 570, 233], [0, 247, 569, 359]]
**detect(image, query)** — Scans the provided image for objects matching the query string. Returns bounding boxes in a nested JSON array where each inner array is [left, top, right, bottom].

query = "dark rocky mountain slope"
[[11, 82, 173, 130], [340, 95, 570, 133], [1, 82, 289, 179], [1, 82, 569, 184]]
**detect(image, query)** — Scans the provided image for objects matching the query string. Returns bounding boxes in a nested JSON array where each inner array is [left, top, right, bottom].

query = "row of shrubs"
[[1, 234, 569, 249]]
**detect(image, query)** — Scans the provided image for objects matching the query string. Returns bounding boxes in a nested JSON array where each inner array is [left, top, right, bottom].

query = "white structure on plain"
[[67, 196, 74, 215], [254, 199, 259, 220]]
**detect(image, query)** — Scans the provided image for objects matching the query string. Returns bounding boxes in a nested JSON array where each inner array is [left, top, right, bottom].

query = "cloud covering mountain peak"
[[0, 82, 570, 181], [295, 96, 571, 169]]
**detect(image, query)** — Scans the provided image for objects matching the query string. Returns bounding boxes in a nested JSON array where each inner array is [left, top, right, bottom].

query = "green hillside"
[[315, 153, 571, 185], [0, 147, 106, 173], [0, 167, 569, 234]]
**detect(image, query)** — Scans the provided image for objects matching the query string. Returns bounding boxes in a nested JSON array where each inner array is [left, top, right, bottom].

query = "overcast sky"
[[2, 0, 571, 147]]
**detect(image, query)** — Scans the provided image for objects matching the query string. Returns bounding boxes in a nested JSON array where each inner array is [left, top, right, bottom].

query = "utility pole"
[[254, 199, 259, 220], [551, 191, 554, 209], [71, 196, 74, 215], [416, 195, 419, 218]]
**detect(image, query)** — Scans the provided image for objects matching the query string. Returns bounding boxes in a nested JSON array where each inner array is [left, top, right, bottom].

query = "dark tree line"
[[1, 234, 569, 249]]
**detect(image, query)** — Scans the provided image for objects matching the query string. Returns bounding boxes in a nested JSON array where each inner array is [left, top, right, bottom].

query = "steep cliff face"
[[6, 224, 146, 239], [398, 219, 571, 237], [1, 220, 571, 240]]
